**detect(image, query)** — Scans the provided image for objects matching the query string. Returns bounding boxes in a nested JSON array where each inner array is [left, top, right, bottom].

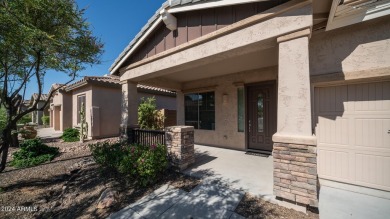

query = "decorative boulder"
[[97, 188, 118, 209], [20, 126, 37, 139]]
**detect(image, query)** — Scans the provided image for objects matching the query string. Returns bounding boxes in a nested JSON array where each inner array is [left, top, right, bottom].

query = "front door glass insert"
[[258, 93, 264, 132]]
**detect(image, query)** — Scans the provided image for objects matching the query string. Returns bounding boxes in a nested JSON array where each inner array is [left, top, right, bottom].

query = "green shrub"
[[138, 97, 164, 130], [61, 128, 79, 142], [18, 113, 32, 125], [89, 142, 168, 186], [11, 138, 59, 168], [136, 144, 168, 186], [41, 115, 50, 125], [0, 107, 7, 132], [89, 142, 123, 169], [118, 145, 142, 176]]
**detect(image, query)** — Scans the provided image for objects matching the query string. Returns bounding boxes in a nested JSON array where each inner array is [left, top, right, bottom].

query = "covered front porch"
[[119, 0, 318, 208]]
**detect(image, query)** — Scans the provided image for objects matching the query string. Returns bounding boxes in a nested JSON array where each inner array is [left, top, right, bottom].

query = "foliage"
[[0, 107, 6, 132], [41, 115, 49, 125], [0, 0, 103, 172], [61, 128, 79, 142], [19, 113, 32, 125], [138, 97, 165, 130], [136, 144, 168, 186], [89, 142, 168, 186], [118, 145, 147, 176], [11, 138, 59, 168], [89, 142, 123, 169]]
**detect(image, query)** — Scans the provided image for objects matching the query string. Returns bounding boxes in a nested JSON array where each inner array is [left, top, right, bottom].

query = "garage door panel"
[[356, 154, 390, 187], [315, 81, 390, 192], [317, 117, 349, 145], [318, 149, 349, 180], [355, 119, 390, 148], [318, 85, 348, 113]]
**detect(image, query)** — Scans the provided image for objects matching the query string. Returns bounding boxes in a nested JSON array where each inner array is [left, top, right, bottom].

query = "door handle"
[[249, 120, 251, 133]]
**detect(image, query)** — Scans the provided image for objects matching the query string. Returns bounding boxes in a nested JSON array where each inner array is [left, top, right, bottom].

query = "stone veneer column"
[[273, 29, 318, 207], [120, 80, 138, 141], [165, 126, 195, 171]]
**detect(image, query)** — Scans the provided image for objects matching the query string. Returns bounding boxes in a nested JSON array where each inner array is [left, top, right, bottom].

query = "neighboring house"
[[50, 76, 176, 139], [110, 0, 390, 217], [49, 83, 71, 131], [29, 93, 49, 125]]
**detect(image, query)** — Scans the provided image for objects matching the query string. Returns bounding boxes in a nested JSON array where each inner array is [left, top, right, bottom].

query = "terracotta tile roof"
[[137, 84, 176, 95], [31, 93, 49, 101], [64, 76, 175, 95], [65, 76, 121, 91]]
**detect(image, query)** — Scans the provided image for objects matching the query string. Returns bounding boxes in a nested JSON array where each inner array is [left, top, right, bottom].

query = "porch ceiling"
[[158, 46, 277, 83]]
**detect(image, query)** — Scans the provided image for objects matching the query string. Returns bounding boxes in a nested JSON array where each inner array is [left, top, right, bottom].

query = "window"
[[77, 94, 86, 124], [237, 87, 245, 132], [185, 92, 215, 130]]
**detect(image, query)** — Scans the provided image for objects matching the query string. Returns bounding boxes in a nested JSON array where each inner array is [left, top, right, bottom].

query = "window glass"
[[237, 87, 245, 132], [257, 93, 264, 132], [185, 92, 215, 130]]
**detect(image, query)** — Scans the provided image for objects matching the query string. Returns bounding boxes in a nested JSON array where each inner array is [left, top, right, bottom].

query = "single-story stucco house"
[[29, 93, 50, 125], [49, 76, 176, 139], [109, 0, 390, 217]]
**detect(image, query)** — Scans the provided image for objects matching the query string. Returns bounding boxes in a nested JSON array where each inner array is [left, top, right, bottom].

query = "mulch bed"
[[235, 194, 319, 219], [0, 137, 200, 219]]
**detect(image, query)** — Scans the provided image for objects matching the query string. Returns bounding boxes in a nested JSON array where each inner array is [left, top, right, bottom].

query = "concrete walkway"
[[109, 145, 274, 219], [185, 145, 274, 199], [37, 128, 63, 139]]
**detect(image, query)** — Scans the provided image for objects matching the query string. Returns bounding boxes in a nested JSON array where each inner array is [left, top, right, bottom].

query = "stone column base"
[[165, 126, 195, 171], [273, 142, 318, 207]]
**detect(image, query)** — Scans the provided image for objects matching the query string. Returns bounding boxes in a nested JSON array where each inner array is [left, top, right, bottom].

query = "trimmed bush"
[[11, 138, 59, 168], [61, 128, 79, 142], [89, 142, 168, 186], [136, 144, 168, 186], [41, 115, 50, 126], [89, 142, 123, 169]]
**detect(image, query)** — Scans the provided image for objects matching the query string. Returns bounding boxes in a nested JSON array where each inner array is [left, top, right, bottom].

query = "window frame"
[[184, 91, 215, 130]]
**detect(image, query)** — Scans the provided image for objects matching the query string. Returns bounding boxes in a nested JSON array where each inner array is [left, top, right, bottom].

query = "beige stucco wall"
[[61, 92, 72, 131], [51, 91, 72, 131], [72, 85, 93, 138], [310, 15, 390, 77], [181, 66, 277, 151], [137, 92, 176, 110], [91, 85, 122, 138]]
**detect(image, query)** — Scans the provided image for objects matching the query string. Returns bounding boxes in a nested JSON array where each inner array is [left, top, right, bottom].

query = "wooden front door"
[[247, 82, 276, 152]]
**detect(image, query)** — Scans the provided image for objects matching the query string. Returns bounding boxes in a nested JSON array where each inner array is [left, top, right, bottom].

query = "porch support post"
[[176, 91, 185, 125], [273, 28, 318, 208], [120, 80, 139, 142], [165, 126, 194, 171]]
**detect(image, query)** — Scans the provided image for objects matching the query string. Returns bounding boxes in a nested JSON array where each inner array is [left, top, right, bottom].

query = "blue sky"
[[25, 0, 166, 99]]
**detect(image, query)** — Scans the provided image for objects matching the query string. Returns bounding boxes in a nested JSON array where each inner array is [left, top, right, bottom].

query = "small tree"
[[0, 0, 103, 172], [138, 97, 164, 130]]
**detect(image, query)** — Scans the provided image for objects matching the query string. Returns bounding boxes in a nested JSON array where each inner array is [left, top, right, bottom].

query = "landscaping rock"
[[97, 188, 118, 209]]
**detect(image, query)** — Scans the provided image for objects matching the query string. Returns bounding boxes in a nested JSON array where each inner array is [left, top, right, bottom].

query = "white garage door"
[[315, 81, 390, 191]]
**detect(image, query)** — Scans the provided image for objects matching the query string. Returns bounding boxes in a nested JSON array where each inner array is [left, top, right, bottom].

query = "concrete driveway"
[[37, 128, 63, 139]]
